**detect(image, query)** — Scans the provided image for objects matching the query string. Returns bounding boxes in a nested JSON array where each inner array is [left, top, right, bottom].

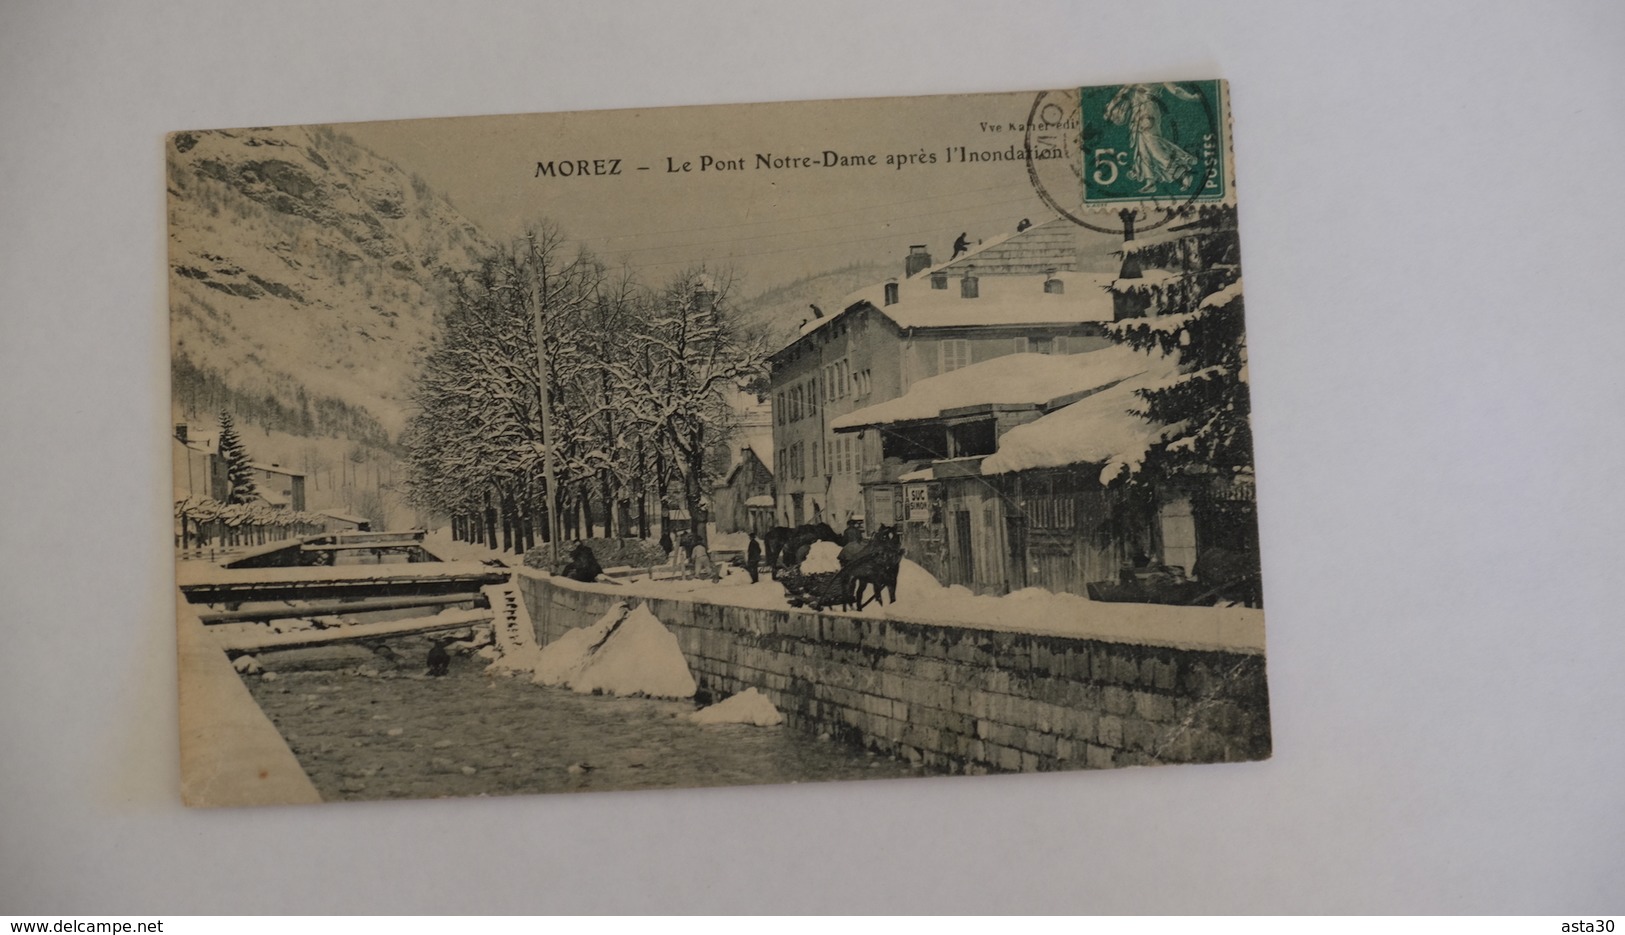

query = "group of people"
[[657, 529, 723, 582], [567, 517, 870, 586]]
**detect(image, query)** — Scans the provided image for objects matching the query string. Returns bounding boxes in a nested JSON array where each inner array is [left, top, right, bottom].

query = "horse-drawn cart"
[[776, 569, 851, 611]]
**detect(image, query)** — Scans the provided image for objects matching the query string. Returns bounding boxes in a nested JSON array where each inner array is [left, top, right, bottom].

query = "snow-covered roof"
[[785, 217, 1113, 349], [898, 467, 935, 483], [797, 271, 1115, 343], [319, 509, 369, 524], [980, 354, 1180, 482], [744, 494, 775, 508], [829, 345, 1159, 431]]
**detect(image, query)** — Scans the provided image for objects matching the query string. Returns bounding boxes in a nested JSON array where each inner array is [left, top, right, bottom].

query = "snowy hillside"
[[166, 124, 493, 439], [734, 260, 892, 350]]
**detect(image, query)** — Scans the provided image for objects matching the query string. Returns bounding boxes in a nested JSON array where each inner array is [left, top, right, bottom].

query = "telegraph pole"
[[530, 240, 563, 551]]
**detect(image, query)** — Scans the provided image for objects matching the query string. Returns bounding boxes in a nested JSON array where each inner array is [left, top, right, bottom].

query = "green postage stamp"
[[1080, 80, 1229, 206]]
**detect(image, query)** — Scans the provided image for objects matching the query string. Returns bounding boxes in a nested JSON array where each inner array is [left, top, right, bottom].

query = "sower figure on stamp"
[[1105, 82, 1199, 194], [951, 231, 970, 259]]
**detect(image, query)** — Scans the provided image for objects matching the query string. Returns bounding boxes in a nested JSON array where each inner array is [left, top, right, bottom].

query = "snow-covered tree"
[[1105, 205, 1252, 481], [403, 226, 766, 549], [216, 409, 260, 504], [611, 269, 768, 543]]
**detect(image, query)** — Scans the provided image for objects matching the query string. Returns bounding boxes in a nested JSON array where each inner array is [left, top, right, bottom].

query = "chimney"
[[174, 423, 188, 443], [930, 270, 948, 290], [905, 244, 932, 278], [960, 265, 979, 299], [883, 278, 899, 306], [1043, 268, 1064, 294]]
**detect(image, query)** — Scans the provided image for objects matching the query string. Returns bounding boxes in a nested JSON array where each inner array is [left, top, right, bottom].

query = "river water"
[[242, 637, 922, 801]]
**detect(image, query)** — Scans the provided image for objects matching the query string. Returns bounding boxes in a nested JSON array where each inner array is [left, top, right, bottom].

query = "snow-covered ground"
[[521, 552, 1264, 654], [422, 529, 522, 566]]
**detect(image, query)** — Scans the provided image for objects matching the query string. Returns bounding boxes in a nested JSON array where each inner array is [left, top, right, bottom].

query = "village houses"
[[767, 217, 1260, 601], [171, 422, 308, 512], [767, 217, 1119, 530]]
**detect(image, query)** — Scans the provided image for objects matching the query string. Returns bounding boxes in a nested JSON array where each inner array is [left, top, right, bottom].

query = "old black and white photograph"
[[169, 83, 1269, 806]]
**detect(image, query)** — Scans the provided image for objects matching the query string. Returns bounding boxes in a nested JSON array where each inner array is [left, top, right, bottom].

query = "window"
[[940, 339, 971, 372], [1013, 337, 1029, 354], [812, 443, 820, 476], [775, 394, 784, 425], [853, 368, 872, 397], [1031, 336, 1053, 355], [1054, 335, 1069, 354], [807, 379, 817, 416]]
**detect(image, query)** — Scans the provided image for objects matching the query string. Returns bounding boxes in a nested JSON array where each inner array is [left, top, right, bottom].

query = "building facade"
[[767, 217, 1118, 530], [712, 446, 775, 535]]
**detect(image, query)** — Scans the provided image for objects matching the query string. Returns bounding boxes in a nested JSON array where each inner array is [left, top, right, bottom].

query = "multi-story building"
[[766, 217, 1117, 529]]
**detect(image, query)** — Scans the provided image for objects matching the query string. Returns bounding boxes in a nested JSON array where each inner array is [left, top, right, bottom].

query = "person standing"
[[691, 540, 715, 582], [677, 530, 695, 578], [746, 533, 762, 584], [843, 518, 864, 545]]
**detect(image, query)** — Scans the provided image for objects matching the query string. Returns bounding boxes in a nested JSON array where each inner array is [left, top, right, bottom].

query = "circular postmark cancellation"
[[1024, 80, 1233, 237]]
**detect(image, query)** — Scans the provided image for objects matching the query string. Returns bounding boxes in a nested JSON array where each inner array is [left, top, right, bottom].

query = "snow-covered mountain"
[[166, 124, 493, 441]]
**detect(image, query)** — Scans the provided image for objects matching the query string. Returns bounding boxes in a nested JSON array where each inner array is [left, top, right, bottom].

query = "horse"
[[762, 526, 792, 575], [839, 524, 904, 611]]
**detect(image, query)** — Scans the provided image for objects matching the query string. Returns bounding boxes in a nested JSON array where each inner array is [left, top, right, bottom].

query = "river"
[[242, 636, 922, 801]]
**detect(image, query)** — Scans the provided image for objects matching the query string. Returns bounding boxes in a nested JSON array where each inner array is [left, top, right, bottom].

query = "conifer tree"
[[1106, 205, 1252, 481], [217, 409, 260, 504]]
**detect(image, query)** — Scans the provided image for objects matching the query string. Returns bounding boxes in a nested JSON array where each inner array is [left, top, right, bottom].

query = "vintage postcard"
[[170, 80, 1269, 807]]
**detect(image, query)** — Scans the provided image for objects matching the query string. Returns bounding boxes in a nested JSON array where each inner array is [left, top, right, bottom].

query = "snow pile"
[[533, 602, 627, 686], [857, 558, 1091, 630], [534, 602, 696, 700], [800, 540, 844, 574], [690, 688, 784, 727]]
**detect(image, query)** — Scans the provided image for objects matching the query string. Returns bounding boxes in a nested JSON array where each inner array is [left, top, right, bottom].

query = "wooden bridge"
[[222, 529, 441, 570], [176, 561, 512, 607]]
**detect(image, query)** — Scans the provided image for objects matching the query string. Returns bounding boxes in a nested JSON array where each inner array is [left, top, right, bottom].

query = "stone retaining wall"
[[517, 573, 1270, 774]]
